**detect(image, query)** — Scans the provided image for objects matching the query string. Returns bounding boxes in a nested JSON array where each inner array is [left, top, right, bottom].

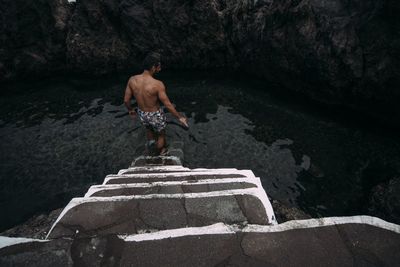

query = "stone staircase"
[[46, 155, 277, 239], [1, 149, 400, 266]]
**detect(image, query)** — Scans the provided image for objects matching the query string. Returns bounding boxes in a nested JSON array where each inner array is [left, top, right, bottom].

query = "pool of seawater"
[[1, 71, 400, 230]]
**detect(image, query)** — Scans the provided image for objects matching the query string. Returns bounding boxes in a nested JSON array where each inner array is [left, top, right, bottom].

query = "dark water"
[[1, 71, 400, 231]]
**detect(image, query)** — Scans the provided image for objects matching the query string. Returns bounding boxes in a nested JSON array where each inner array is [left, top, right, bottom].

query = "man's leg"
[[145, 128, 158, 155], [146, 128, 155, 141], [156, 130, 167, 154]]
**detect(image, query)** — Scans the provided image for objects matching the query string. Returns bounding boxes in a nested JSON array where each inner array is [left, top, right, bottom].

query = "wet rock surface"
[[1, 0, 399, 124], [271, 199, 312, 222]]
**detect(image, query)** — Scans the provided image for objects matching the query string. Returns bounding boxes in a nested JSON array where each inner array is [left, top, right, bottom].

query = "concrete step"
[[117, 167, 238, 175], [3, 217, 400, 267], [103, 170, 255, 185], [131, 156, 182, 167], [84, 177, 261, 197], [115, 219, 400, 267], [117, 165, 191, 175], [46, 188, 276, 239], [167, 148, 184, 161]]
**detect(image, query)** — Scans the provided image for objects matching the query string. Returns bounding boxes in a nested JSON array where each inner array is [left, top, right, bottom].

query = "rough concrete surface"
[[47, 190, 271, 239], [1, 220, 399, 267]]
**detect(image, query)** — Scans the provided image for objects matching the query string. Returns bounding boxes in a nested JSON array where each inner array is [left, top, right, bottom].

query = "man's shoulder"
[[154, 79, 165, 89], [126, 76, 135, 85], [129, 75, 140, 82], [128, 75, 142, 87]]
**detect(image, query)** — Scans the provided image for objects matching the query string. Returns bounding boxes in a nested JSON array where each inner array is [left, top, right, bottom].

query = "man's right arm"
[[124, 78, 136, 118], [157, 82, 188, 127]]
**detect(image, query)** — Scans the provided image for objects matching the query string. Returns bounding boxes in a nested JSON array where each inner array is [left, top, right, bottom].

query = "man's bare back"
[[126, 74, 162, 112], [123, 58, 188, 155], [124, 73, 186, 124]]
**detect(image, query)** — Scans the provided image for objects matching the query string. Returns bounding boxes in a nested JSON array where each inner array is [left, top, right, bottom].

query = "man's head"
[[143, 52, 161, 74]]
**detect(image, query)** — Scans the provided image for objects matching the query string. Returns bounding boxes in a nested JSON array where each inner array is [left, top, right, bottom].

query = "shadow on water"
[[0, 70, 400, 231]]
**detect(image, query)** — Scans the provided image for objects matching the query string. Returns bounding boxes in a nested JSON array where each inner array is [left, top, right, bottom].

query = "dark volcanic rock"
[[66, 0, 131, 75], [59, 0, 231, 75], [1, 0, 399, 124], [233, 0, 400, 123], [271, 199, 312, 222], [127, 0, 231, 69], [0, 209, 63, 240], [0, 0, 72, 80], [368, 177, 400, 224]]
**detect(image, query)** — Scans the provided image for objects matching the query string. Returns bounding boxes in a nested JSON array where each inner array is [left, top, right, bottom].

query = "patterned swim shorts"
[[137, 108, 167, 132]]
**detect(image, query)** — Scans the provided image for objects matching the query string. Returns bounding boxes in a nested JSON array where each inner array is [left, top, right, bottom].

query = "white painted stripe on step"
[[84, 177, 263, 197], [116, 215, 400, 243], [243, 216, 400, 234], [0, 236, 48, 249], [188, 168, 239, 172], [119, 223, 234, 242]]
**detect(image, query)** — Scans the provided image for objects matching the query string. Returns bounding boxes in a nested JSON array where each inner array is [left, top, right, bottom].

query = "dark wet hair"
[[143, 52, 161, 70]]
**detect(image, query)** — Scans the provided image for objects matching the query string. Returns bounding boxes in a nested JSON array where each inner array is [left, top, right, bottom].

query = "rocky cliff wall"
[[0, 0, 72, 79], [235, 0, 400, 123], [1, 0, 399, 124]]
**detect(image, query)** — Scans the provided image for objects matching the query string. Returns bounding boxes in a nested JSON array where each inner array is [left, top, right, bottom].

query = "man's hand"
[[129, 110, 137, 120], [178, 116, 189, 128]]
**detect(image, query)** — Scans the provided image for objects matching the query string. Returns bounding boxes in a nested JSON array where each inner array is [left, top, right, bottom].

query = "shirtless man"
[[124, 52, 188, 155]]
